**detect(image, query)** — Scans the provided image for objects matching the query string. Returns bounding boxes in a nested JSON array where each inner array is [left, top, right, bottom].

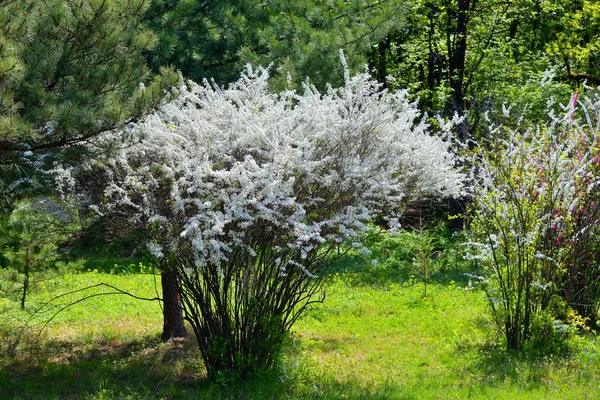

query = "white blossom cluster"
[[469, 88, 600, 296], [67, 64, 465, 274], [473, 97, 600, 243]]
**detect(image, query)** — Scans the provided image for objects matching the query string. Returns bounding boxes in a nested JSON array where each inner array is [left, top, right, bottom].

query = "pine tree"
[[144, 0, 404, 90], [0, 0, 178, 205]]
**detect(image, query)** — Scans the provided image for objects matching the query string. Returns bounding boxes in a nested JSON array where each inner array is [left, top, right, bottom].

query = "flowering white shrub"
[[60, 61, 464, 378], [91, 67, 464, 258], [469, 89, 600, 350]]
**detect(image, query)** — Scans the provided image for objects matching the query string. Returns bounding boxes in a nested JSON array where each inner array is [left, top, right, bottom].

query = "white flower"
[[552, 320, 568, 334], [147, 242, 164, 259]]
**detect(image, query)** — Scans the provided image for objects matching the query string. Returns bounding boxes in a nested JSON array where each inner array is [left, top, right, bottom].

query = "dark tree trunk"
[[446, 0, 470, 141], [161, 268, 186, 341], [21, 249, 30, 310], [425, 5, 443, 111], [427, 15, 436, 91], [368, 36, 390, 87], [377, 36, 389, 86], [445, 0, 472, 230]]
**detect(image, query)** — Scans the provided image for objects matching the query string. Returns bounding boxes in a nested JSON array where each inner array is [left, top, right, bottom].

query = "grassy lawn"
[[1, 255, 600, 399]]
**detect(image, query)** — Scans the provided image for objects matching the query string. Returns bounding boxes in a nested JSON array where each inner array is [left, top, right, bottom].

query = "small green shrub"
[[526, 310, 572, 356], [1, 197, 80, 309]]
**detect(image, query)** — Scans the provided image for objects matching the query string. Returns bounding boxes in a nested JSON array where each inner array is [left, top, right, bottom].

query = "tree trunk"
[[446, 0, 471, 230], [21, 249, 30, 310], [446, 0, 470, 141], [377, 36, 389, 87], [161, 268, 186, 341]]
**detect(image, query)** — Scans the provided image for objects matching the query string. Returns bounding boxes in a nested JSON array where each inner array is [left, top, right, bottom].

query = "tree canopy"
[[367, 0, 599, 138]]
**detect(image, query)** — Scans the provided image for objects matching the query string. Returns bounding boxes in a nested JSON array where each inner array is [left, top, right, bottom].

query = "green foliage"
[[369, 0, 597, 138], [525, 309, 573, 357], [1, 197, 79, 309], [0, 0, 179, 207], [544, 0, 600, 83], [409, 224, 442, 299], [349, 224, 471, 280], [0, 1, 30, 131], [144, 0, 404, 90]]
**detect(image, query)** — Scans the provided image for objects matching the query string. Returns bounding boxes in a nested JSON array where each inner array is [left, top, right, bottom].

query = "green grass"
[[291, 274, 600, 399], [1, 247, 600, 399]]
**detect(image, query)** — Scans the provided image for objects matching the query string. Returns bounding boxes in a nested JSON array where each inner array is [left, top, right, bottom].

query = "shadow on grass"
[[299, 334, 359, 353], [0, 333, 209, 400], [291, 378, 414, 400], [455, 337, 580, 390], [0, 331, 416, 400]]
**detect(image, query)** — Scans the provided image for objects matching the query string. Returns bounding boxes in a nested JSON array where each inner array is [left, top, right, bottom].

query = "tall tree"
[[0, 0, 180, 339], [545, 0, 600, 85], [445, 0, 471, 140], [368, 0, 593, 138]]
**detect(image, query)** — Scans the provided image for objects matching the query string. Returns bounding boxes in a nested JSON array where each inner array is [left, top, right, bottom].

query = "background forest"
[[1, 0, 600, 399]]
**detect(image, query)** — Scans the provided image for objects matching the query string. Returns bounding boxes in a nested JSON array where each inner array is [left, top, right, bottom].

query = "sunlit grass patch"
[[292, 273, 490, 397], [0, 266, 163, 357]]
